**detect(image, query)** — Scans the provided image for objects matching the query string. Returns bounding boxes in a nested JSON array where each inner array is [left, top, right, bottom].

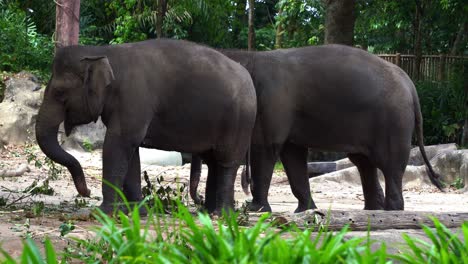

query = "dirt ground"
[[0, 144, 467, 259]]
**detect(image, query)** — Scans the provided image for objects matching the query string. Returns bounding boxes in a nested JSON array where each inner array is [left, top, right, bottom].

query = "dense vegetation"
[[1, 199, 467, 263], [0, 0, 466, 145]]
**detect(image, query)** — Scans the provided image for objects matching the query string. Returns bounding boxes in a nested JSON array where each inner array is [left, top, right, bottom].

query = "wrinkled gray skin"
[[190, 44, 443, 213], [35, 39, 257, 215]]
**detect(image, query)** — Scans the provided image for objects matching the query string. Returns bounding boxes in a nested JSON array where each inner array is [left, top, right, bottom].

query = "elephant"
[[35, 39, 257, 215], [189, 44, 443, 213]]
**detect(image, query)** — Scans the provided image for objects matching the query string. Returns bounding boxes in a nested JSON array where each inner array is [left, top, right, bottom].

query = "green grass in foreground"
[[1, 197, 467, 264]]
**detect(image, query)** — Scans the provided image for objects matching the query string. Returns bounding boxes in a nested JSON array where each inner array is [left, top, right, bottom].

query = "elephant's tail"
[[241, 149, 251, 195], [412, 85, 445, 191]]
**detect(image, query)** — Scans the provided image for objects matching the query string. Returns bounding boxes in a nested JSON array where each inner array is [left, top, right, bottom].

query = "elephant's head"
[[35, 48, 114, 197]]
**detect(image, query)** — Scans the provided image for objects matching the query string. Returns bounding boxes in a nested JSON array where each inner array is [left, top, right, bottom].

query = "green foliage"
[[81, 139, 94, 152], [275, 0, 325, 48], [451, 177, 465, 190], [355, 0, 468, 53], [393, 217, 468, 263], [23, 179, 54, 196], [59, 221, 76, 237], [141, 171, 188, 213], [24, 142, 63, 180], [106, 0, 148, 44], [0, 1, 53, 75], [274, 161, 284, 171], [416, 71, 466, 145], [2, 199, 467, 263], [239, 26, 276, 50]]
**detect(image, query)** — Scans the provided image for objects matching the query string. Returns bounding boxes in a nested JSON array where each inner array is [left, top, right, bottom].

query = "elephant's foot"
[[294, 200, 317, 213], [363, 195, 385, 210], [98, 202, 148, 216], [246, 200, 272, 212], [384, 198, 404, 211], [192, 193, 204, 206]]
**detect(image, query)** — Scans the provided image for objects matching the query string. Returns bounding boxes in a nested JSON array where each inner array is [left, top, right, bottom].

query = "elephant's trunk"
[[35, 99, 91, 197]]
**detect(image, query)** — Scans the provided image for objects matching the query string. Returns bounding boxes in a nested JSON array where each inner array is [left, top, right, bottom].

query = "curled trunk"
[[35, 98, 90, 197]]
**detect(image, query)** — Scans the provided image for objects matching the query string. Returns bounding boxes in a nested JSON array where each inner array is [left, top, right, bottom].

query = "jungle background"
[[0, 0, 467, 146], [0, 1, 467, 262]]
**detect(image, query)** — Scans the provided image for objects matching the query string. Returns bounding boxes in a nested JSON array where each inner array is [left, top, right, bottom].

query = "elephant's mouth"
[[64, 118, 74, 136]]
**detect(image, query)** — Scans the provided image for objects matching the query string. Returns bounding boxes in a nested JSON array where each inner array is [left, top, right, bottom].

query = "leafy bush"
[[2, 196, 467, 263], [0, 2, 53, 76], [416, 70, 467, 145]]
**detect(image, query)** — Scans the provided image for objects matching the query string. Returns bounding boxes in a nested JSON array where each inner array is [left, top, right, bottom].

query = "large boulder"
[[311, 165, 437, 190], [0, 72, 43, 148], [333, 144, 459, 171], [431, 150, 468, 192], [140, 148, 182, 166], [311, 148, 468, 192], [408, 143, 458, 165], [60, 118, 106, 151]]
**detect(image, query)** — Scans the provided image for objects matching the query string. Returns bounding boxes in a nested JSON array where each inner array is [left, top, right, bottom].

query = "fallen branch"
[[248, 210, 468, 231], [285, 210, 468, 231], [0, 164, 31, 177]]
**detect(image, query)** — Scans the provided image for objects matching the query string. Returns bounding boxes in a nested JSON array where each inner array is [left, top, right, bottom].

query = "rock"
[[336, 158, 355, 170], [408, 143, 458, 166], [307, 162, 337, 177], [0, 73, 43, 147], [60, 122, 183, 166], [311, 165, 437, 189], [60, 118, 107, 151], [333, 144, 459, 171], [431, 150, 468, 191], [139, 148, 182, 166]]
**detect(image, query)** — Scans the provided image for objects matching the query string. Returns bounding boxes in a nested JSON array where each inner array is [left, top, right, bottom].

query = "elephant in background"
[[35, 39, 257, 215], [190, 44, 443, 212]]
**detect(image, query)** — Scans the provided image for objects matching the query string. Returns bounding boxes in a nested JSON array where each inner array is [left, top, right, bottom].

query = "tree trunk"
[[248, 0, 255, 51], [451, 22, 467, 56], [413, 1, 423, 81], [275, 8, 283, 49], [462, 119, 468, 147], [323, 0, 356, 45], [55, 0, 80, 48], [156, 0, 168, 38]]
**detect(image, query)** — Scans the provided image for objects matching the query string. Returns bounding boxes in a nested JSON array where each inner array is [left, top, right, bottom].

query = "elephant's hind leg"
[[212, 164, 238, 215], [380, 163, 406, 210], [248, 145, 278, 212], [203, 157, 217, 213], [280, 142, 316, 213], [348, 153, 385, 210]]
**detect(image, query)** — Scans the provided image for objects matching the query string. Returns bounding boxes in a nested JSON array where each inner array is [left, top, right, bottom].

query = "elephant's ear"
[[81, 56, 115, 122]]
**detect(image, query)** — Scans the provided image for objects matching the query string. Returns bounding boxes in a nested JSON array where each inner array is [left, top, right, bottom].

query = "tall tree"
[[156, 0, 168, 38], [55, 0, 80, 48], [413, 0, 424, 80], [248, 0, 256, 50], [323, 0, 355, 45]]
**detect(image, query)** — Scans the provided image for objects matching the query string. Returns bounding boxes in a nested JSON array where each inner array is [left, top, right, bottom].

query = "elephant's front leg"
[[100, 133, 138, 214], [123, 148, 143, 202]]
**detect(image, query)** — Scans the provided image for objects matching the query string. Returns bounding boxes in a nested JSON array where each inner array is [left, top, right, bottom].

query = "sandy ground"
[[0, 144, 467, 258]]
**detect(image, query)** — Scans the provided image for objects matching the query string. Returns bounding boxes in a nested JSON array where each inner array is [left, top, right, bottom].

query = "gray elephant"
[[190, 44, 443, 213], [35, 39, 257, 215]]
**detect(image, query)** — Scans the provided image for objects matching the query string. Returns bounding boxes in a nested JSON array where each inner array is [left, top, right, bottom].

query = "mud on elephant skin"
[[35, 39, 257, 215], [190, 44, 444, 213]]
